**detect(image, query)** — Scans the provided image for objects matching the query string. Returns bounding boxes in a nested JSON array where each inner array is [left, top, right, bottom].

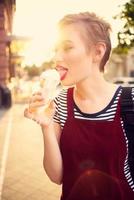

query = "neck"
[[74, 72, 114, 101]]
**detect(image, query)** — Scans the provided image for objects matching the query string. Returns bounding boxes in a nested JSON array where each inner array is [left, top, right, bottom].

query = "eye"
[[63, 45, 73, 51], [53, 44, 73, 53]]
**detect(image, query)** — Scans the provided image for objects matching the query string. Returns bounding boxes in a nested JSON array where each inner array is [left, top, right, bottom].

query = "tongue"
[[59, 69, 68, 80]]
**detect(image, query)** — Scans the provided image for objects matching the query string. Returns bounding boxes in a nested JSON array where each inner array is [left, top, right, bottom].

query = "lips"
[[56, 66, 68, 81]]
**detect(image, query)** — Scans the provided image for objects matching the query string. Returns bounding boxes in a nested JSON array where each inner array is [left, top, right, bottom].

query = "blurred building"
[[126, 48, 134, 77], [0, 0, 15, 86], [105, 50, 134, 81]]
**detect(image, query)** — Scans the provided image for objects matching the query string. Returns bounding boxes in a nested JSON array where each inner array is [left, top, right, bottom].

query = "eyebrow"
[[54, 40, 73, 50], [62, 40, 73, 43], [57, 40, 73, 46]]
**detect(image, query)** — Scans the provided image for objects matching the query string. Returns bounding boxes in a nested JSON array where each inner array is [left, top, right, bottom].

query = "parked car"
[[112, 77, 134, 87]]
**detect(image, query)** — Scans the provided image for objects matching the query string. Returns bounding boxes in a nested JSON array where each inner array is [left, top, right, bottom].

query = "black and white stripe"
[[54, 86, 134, 127], [54, 86, 122, 126]]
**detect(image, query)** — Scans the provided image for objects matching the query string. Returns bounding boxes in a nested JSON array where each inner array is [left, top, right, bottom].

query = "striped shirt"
[[54, 86, 134, 128], [53, 86, 134, 191]]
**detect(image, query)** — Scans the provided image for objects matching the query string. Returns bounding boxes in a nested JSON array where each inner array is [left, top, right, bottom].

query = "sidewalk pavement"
[[0, 104, 61, 200]]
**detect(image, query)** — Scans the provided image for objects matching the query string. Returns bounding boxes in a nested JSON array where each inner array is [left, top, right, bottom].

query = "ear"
[[93, 42, 106, 64]]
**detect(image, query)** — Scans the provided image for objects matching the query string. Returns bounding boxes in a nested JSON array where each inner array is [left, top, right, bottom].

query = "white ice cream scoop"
[[40, 69, 60, 104], [29, 69, 60, 116]]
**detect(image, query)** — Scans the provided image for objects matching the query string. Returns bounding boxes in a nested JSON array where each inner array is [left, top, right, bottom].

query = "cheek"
[[65, 50, 88, 69], [69, 54, 91, 75], [62, 49, 92, 85]]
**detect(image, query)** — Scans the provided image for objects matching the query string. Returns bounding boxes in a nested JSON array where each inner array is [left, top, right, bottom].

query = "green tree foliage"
[[40, 60, 54, 72], [114, 0, 134, 54], [24, 65, 41, 78], [24, 60, 54, 78]]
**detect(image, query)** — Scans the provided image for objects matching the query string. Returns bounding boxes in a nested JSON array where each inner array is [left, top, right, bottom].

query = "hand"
[[24, 92, 56, 127]]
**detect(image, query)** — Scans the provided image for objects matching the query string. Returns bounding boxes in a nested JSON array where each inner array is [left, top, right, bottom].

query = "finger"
[[24, 107, 32, 118], [29, 101, 46, 108], [49, 101, 56, 110], [29, 95, 44, 104], [24, 107, 36, 121], [35, 118, 42, 124], [32, 91, 42, 96]]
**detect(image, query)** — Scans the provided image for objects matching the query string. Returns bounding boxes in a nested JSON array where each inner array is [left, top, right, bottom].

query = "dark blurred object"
[[112, 77, 134, 87], [0, 86, 12, 108], [130, 70, 134, 77], [0, 86, 2, 107]]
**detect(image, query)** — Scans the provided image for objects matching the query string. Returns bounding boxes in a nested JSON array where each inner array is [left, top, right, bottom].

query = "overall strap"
[[67, 87, 74, 119], [120, 87, 134, 180], [120, 87, 134, 126]]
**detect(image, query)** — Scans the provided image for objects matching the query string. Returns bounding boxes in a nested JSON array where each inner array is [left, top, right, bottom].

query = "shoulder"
[[53, 88, 69, 128], [54, 88, 68, 106], [112, 85, 122, 100]]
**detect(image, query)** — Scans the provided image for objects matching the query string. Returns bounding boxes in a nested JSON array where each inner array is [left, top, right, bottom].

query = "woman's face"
[[54, 24, 95, 86]]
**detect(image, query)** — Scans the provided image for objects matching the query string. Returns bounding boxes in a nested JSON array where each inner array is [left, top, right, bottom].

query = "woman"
[[24, 12, 134, 200]]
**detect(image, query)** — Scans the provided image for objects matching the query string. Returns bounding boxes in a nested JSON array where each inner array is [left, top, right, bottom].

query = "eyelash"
[[63, 46, 72, 51], [54, 46, 73, 53]]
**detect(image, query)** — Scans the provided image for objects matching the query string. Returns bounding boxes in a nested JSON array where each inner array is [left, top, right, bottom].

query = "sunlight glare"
[[13, 0, 129, 66]]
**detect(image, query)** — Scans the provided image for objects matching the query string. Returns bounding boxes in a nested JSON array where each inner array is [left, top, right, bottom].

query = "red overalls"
[[60, 88, 134, 200]]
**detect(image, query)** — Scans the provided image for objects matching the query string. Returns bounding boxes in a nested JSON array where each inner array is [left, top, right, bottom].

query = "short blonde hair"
[[58, 12, 112, 72]]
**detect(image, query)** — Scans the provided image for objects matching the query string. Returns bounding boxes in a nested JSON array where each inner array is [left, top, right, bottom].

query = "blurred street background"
[[0, 0, 134, 199], [0, 104, 61, 200]]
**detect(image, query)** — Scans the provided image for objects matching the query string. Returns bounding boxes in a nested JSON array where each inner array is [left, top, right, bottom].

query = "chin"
[[61, 80, 75, 88]]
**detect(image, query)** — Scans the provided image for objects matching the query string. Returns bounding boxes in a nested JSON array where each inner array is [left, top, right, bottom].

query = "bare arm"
[[24, 92, 63, 185], [41, 121, 63, 185]]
